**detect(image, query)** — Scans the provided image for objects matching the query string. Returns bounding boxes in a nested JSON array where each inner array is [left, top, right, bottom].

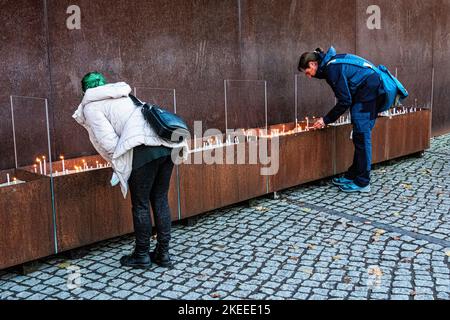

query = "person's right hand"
[[313, 118, 325, 129]]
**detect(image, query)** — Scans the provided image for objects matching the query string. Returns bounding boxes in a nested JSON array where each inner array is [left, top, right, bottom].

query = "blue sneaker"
[[339, 182, 371, 193], [332, 177, 354, 186]]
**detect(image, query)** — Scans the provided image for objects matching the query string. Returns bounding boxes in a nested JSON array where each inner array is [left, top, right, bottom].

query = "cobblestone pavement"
[[1, 135, 449, 300]]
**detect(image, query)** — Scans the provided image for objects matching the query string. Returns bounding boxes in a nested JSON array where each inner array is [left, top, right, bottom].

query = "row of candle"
[[380, 107, 420, 117], [0, 174, 24, 188], [33, 156, 111, 176], [329, 115, 351, 126]]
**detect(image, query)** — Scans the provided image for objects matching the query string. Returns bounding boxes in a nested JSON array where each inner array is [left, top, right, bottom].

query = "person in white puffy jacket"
[[73, 72, 187, 269]]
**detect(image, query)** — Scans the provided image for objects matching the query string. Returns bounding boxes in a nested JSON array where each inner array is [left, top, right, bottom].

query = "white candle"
[[7, 174, 10, 184], [194, 135, 197, 150], [83, 160, 87, 170], [306, 117, 309, 130], [60, 156, 65, 172], [34, 165, 37, 173], [37, 158, 43, 175], [96, 161, 99, 168], [43, 156, 47, 175]]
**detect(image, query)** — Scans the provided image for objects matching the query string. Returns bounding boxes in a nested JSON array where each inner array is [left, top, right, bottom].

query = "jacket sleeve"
[[83, 105, 119, 159], [323, 65, 353, 125]]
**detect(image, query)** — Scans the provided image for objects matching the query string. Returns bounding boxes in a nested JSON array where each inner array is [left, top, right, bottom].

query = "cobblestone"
[[1, 135, 450, 300]]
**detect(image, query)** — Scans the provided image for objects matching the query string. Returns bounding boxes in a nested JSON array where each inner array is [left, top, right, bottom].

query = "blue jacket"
[[315, 47, 383, 124]]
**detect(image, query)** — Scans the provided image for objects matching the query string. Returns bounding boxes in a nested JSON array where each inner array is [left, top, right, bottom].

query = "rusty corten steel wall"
[[0, 0, 51, 169], [434, 0, 450, 136], [0, 0, 449, 169], [356, 0, 434, 109]]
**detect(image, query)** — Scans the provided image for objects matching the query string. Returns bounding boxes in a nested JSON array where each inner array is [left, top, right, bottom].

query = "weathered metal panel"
[[0, 0, 51, 169]]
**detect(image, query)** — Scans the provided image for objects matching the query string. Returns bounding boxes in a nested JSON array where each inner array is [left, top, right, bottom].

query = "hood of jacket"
[[315, 46, 337, 79], [73, 82, 132, 126]]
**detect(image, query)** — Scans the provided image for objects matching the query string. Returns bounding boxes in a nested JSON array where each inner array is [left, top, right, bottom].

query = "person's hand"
[[313, 118, 325, 130], [110, 172, 120, 187]]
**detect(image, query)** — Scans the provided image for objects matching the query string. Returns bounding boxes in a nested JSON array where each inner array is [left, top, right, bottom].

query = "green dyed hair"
[[81, 72, 107, 92]]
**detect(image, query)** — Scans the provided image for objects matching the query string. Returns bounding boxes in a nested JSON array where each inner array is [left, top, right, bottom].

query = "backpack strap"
[[129, 94, 144, 107], [327, 57, 377, 71]]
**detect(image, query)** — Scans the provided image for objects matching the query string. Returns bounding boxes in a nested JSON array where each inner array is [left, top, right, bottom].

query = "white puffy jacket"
[[72, 82, 187, 198]]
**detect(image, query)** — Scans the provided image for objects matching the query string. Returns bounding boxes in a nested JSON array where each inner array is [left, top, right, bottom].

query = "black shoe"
[[120, 251, 152, 269], [150, 247, 173, 269]]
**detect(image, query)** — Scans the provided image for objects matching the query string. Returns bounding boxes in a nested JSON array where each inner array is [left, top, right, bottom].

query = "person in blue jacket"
[[298, 47, 385, 193]]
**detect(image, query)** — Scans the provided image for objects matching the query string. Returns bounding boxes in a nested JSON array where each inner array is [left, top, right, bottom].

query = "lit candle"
[[42, 156, 47, 175], [96, 161, 99, 168], [37, 158, 43, 175], [13, 177, 17, 184], [82, 159, 87, 170], [60, 156, 65, 172], [34, 165, 37, 173]]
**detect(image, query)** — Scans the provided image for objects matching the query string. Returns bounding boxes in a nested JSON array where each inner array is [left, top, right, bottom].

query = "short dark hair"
[[298, 48, 324, 72]]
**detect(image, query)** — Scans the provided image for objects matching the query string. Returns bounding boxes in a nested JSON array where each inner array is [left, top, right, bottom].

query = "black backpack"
[[129, 94, 190, 143]]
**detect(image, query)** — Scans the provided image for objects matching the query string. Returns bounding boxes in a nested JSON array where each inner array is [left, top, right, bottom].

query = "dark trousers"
[[128, 156, 174, 253], [344, 100, 378, 187]]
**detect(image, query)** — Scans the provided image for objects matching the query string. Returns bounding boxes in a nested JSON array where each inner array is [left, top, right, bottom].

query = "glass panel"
[[224, 80, 267, 131], [295, 73, 335, 122], [10, 96, 54, 178], [0, 97, 17, 188]]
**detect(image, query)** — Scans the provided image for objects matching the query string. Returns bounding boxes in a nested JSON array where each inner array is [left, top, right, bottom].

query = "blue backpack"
[[327, 55, 409, 112]]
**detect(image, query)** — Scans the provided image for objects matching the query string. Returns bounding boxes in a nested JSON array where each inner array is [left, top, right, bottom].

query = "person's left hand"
[[110, 172, 120, 186], [313, 118, 325, 129]]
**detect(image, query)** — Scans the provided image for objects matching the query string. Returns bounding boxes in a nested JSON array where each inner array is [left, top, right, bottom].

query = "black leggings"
[[128, 155, 174, 253]]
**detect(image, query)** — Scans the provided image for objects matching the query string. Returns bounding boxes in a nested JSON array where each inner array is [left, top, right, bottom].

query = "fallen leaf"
[[415, 249, 424, 254], [343, 276, 352, 284], [289, 256, 299, 262], [307, 244, 316, 250], [401, 183, 413, 190], [301, 268, 314, 275], [213, 245, 226, 251], [255, 206, 269, 212], [57, 262, 71, 269], [375, 229, 386, 236], [410, 290, 417, 297], [332, 255, 342, 261], [368, 266, 383, 277], [211, 293, 221, 298], [392, 236, 401, 241], [446, 251, 450, 257], [301, 207, 312, 213], [393, 212, 401, 217]]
